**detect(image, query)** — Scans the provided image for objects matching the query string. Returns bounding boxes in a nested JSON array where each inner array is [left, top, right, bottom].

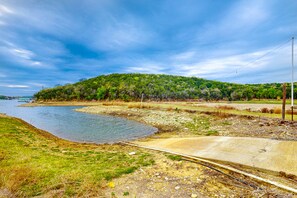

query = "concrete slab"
[[134, 137, 297, 175]]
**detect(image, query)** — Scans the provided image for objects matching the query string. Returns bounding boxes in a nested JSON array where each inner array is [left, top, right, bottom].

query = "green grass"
[[0, 116, 154, 197], [206, 130, 219, 136], [165, 154, 182, 161]]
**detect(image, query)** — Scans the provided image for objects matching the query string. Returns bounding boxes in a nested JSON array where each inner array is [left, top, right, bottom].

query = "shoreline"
[[1, 106, 296, 197], [20, 101, 297, 140]]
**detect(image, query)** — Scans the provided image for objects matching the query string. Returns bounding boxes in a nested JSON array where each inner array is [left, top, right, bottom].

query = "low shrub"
[[261, 108, 269, 113], [273, 108, 281, 114]]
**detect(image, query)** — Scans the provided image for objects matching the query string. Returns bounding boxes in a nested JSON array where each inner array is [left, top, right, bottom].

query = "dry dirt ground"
[[103, 151, 294, 198]]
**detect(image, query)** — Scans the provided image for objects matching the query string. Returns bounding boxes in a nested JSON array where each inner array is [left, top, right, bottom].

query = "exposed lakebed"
[[0, 100, 157, 143]]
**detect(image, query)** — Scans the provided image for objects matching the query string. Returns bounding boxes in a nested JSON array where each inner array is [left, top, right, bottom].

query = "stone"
[[191, 194, 198, 198], [128, 151, 136, 155]]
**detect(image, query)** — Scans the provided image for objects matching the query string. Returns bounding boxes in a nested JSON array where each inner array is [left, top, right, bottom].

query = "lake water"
[[0, 100, 157, 143]]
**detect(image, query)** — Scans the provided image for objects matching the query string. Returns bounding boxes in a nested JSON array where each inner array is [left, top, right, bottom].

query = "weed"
[[206, 130, 219, 136], [221, 121, 231, 125], [166, 154, 182, 161], [123, 191, 130, 196]]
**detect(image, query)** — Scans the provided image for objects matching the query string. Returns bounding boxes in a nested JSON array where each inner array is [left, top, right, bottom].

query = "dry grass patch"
[[216, 105, 236, 110]]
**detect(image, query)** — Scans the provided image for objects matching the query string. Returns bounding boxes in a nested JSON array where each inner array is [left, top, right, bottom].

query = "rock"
[[129, 151, 136, 155], [175, 186, 180, 190], [165, 177, 169, 181], [191, 194, 198, 198]]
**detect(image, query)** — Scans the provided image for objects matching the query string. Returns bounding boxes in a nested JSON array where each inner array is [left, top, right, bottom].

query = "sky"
[[0, 0, 297, 96]]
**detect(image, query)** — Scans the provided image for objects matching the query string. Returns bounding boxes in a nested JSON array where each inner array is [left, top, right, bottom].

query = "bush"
[[261, 108, 269, 113], [273, 108, 281, 114]]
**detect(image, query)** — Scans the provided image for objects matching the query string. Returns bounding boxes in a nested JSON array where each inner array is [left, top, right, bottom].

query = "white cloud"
[[91, 17, 154, 51], [168, 44, 292, 83], [224, 0, 269, 28], [171, 51, 196, 61], [126, 62, 166, 74], [0, 1, 153, 52], [11, 48, 34, 60], [0, 4, 14, 16], [0, 84, 29, 88], [195, 0, 271, 44], [0, 44, 54, 69]]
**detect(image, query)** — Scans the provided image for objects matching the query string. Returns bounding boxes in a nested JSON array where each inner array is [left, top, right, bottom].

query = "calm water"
[[0, 100, 157, 143]]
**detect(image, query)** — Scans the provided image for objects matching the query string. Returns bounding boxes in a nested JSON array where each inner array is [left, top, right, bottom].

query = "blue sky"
[[0, 0, 297, 96]]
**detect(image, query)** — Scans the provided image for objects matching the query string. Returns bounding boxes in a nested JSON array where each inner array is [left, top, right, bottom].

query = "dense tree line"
[[34, 73, 297, 101]]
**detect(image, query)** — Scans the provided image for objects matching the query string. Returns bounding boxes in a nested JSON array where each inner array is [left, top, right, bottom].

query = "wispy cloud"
[[0, 84, 29, 88], [0, 4, 14, 15]]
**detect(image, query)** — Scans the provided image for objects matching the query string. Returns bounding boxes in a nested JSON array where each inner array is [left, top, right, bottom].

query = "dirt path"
[[133, 137, 297, 176]]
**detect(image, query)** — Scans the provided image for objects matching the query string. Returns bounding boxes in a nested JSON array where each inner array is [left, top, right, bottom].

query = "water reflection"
[[0, 100, 157, 143]]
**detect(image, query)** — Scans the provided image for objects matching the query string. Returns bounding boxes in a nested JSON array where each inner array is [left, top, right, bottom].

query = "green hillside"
[[34, 73, 296, 101]]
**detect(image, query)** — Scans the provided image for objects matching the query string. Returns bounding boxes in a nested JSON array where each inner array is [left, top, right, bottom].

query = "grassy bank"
[[0, 115, 154, 197]]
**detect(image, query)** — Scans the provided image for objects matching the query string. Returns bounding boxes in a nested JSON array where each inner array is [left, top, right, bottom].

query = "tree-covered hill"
[[34, 73, 296, 101]]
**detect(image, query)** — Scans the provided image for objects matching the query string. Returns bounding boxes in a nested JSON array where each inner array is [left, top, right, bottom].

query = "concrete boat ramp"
[[133, 137, 297, 176]]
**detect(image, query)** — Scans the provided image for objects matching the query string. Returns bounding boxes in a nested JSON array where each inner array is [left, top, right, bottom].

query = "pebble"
[[175, 186, 180, 190], [191, 194, 198, 198], [129, 151, 136, 155], [165, 177, 169, 181]]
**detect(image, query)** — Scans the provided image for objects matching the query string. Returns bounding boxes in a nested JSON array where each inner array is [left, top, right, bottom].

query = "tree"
[[243, 87, 253, 100], [231, 90, 243, 101], [96, 87, 107, 100], [200, 88, 210, 101], [210, 88, 222, 100]]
